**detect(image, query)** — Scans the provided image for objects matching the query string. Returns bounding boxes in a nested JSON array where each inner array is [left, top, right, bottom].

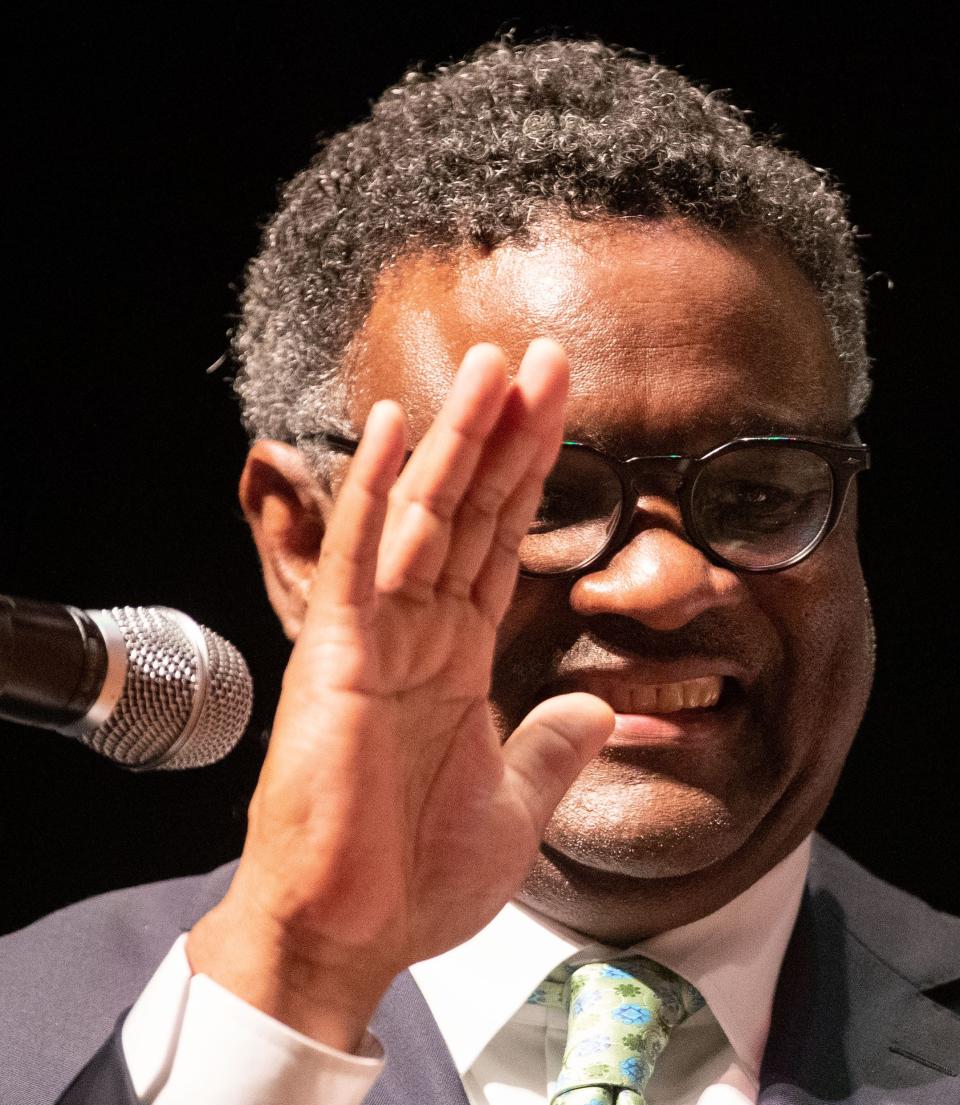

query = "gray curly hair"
[[233, 37, 870, 445]]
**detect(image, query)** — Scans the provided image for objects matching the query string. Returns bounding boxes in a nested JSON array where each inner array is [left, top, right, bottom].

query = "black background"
[[3, 3, 957, 935]]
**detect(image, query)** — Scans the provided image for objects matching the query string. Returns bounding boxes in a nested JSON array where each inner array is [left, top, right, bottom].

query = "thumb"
[[502, 693, 615, 832]]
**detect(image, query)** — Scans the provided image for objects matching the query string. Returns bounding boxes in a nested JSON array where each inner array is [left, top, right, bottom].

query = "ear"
[[239, 440, 332, 640]]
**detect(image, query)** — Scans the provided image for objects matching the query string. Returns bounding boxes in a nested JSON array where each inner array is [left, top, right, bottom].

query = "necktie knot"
[[531, 956, 704, 1105]]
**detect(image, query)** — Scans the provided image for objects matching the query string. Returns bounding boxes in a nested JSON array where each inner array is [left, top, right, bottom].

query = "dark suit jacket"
[[1, 835, 957, 1104]]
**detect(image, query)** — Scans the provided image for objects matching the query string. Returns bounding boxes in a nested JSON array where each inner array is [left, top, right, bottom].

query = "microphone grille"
[[80, 607, 253, 770]]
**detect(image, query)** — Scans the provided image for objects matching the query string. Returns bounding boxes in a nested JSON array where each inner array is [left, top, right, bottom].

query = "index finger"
[[309, 400, 407, 614]]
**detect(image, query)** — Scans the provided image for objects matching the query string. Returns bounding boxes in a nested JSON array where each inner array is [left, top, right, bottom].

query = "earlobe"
[[239, 441, 331, 639]]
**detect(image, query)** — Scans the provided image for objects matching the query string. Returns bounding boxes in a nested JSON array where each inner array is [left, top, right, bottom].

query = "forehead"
[[347, 219, 847, 451]]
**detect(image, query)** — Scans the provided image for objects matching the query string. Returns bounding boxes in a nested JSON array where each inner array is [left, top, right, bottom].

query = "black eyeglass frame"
[[291, 431, 870, 576]]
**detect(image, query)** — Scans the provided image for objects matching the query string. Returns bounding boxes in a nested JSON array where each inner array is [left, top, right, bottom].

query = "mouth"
[[562, 672, 745, 747], [582, 674, 724, 714]]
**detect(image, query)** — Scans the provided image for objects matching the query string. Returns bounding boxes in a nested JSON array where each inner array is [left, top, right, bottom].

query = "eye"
[[705, 481, 815, 533], [530, 484, 603, 532], [729, 482, 794, 509]]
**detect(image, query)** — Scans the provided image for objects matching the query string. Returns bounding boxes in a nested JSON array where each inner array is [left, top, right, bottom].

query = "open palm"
[[191, 340, 612, 1046]]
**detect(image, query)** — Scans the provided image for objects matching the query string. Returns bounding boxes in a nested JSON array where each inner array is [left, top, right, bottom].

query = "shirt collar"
[[632, 834, 811, 1078], [409, 834, 811, 1080], [409, 894, 584, 1074]]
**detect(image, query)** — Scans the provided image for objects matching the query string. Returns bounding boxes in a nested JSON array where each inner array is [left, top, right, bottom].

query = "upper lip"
[[544, 660, 752, 698]]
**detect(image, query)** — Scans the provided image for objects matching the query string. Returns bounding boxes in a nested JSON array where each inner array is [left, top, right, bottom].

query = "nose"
[[569, 500, 742, 632]]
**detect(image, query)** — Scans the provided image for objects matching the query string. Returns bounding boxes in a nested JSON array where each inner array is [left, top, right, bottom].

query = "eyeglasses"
[[294, 432, 870, 576]]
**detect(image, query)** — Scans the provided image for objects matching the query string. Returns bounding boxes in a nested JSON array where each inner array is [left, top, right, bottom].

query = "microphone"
[[0, 595, 253, 770]]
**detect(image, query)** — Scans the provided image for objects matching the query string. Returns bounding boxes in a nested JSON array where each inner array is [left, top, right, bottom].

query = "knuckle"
[[417, 486, 460, 521], [464, 481, 509, 519], [436, 571, 472, 600], [493, 524, 526, 555], [378, 572, 435, 604]]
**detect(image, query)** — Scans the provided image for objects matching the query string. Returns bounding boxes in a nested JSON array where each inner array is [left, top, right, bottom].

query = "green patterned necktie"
[[527, 957, 705, 1105]]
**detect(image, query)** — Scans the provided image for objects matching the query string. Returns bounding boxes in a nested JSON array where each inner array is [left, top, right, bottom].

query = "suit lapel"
[[760, 879, 960, 1104], [177, 853, 959, 1103], [364, 971, 470, 1105]]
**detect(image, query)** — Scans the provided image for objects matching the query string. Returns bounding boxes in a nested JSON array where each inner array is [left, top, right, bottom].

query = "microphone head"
[[76, 606, 253, 770]]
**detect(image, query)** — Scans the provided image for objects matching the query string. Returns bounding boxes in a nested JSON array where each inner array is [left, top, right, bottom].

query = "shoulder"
[[808, 834, 960, 994], [0, 861, 237, 1105]]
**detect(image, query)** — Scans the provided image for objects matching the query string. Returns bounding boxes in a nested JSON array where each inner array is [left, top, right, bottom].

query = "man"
[[1, 37, 957, 1105]]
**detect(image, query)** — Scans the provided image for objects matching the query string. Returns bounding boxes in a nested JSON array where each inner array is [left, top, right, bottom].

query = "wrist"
[[187, 894, 396, 1053]]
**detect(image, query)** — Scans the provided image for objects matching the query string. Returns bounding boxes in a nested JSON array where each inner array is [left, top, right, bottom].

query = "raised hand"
[[187, 340, 614, 1050]]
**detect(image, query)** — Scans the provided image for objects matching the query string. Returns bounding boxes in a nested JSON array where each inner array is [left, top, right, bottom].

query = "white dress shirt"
[[122, 836, 811, 1104]]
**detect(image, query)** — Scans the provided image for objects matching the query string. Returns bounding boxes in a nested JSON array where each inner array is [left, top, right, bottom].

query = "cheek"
[[755, 522, 874, 768], [489, 579, 573, 737], [496, 579, 554, 646]]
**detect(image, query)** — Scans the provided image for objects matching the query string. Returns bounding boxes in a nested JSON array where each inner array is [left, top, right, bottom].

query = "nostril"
[[569, 529, 739, 629]]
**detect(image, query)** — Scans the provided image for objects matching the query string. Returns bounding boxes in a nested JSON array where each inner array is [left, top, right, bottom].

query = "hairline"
[[235, 39, 872, 459], [309, 210, 852, 448]]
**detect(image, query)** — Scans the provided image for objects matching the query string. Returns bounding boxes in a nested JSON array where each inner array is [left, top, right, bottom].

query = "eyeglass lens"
[[519, 444, 835, 573], [691, 446, 833, 569], [521, 448, 623, 574]]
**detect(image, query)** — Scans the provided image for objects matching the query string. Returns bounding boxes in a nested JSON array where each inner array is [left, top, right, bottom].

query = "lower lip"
[[606, 703, 738, 746]]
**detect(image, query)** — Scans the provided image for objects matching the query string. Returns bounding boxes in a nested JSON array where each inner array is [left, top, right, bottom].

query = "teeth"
[[598, 675, 724, 715]]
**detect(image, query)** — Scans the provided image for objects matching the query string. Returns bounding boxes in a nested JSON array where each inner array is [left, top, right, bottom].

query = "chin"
[[540, 766, 766, 882]]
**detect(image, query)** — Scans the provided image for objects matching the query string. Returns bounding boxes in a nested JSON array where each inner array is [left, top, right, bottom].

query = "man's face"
[[346, 219, 875, 935]]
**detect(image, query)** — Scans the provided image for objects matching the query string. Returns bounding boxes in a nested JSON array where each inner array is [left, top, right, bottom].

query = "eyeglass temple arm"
[[295, 431, 416, 466], [296, 432, 869, 474]]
